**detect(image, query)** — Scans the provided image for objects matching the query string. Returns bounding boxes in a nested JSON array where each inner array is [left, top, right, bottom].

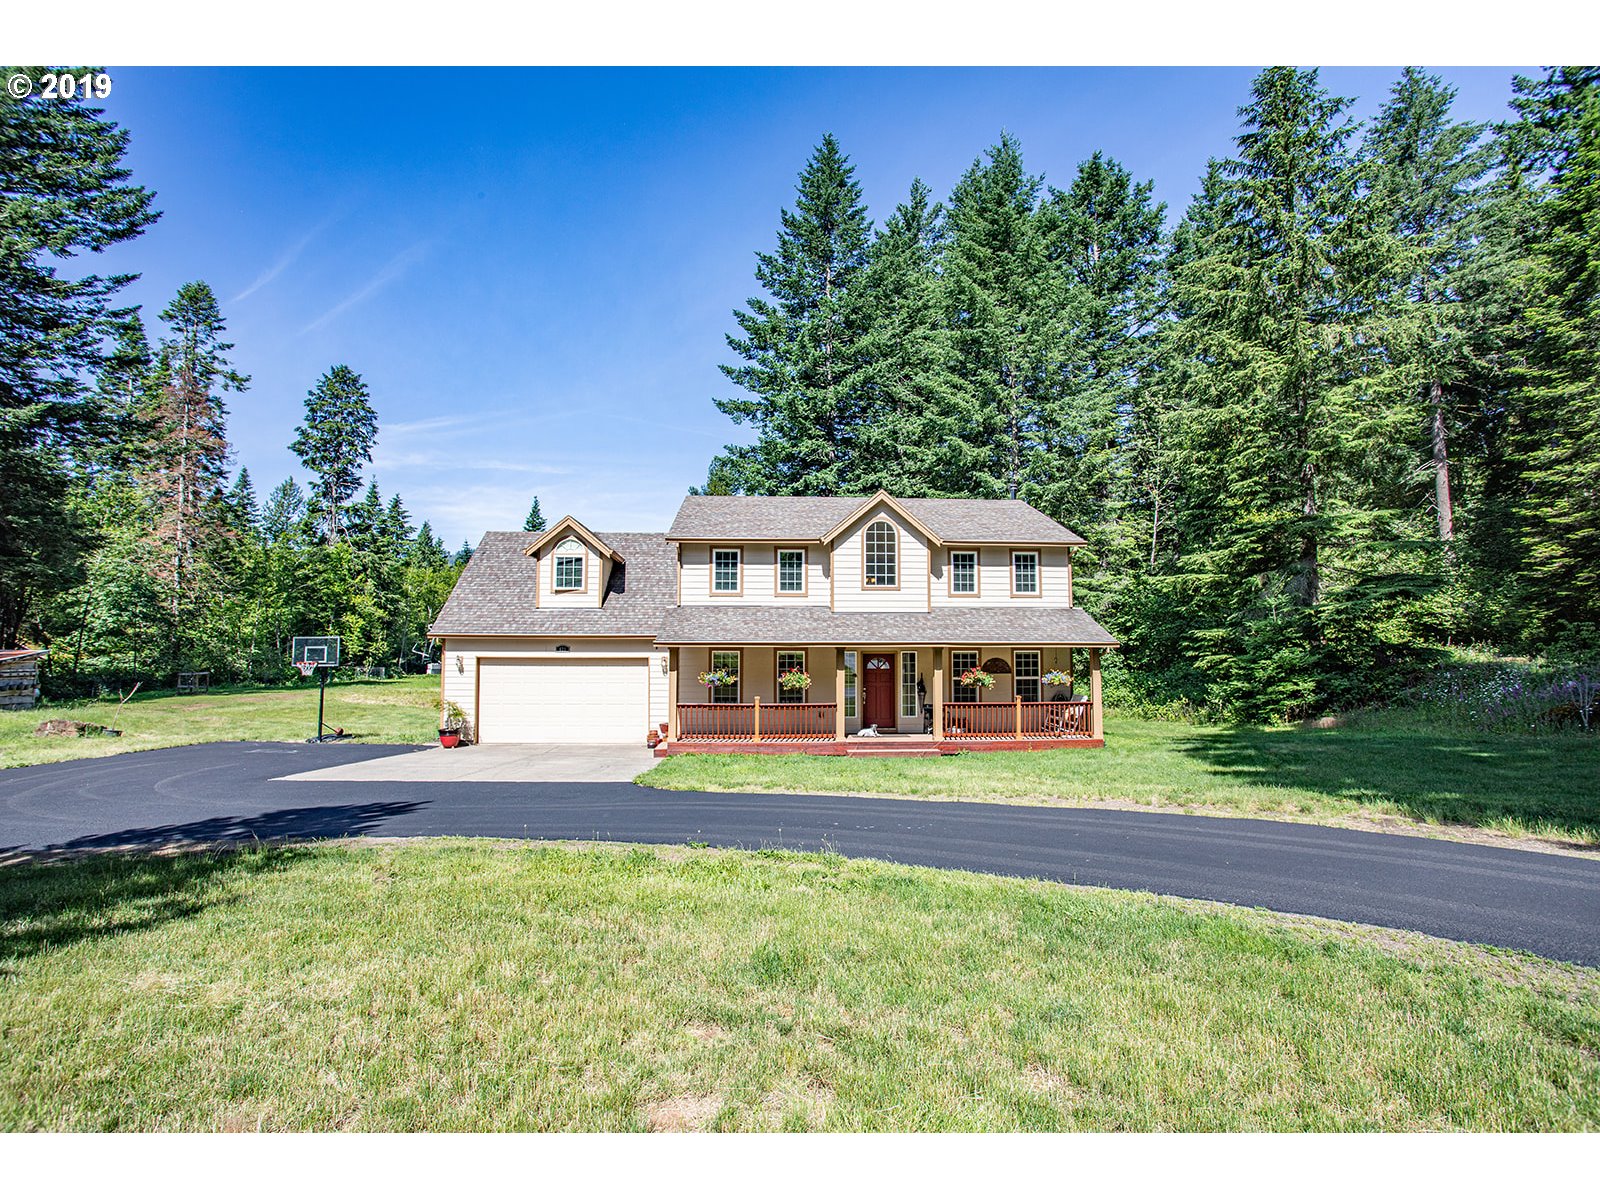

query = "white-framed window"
[[1012, 550, 1040, 595], [1014, 649, 1041, 703], [950, 550, 977, 595], [864, 520, 897, 588], [776, 649, 807, 703], [709, 649, 740, 704], [777, 548, 806, 594], [901, 651, 919, 719], [952, 649, 979, 703], [712, 547, 741, 594], [553, 537, 585, 591], [844, 651, 857, 718]]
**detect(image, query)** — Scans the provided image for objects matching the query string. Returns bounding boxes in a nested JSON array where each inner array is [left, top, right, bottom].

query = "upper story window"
[[864, 520, 898, 588], [1012, 550, 1040, 596], [777, 548, 806, 594], [553, 538, 585, 591], [949, 550, 977, 595], [712, 547, 742, 594]]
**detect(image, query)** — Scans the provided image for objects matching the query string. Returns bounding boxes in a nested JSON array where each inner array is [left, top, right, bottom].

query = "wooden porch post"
[[667, 647, 679, 740], [932, 647, 944, 739], [1014, 694, 1023, 740], [1089, 649, 1103, 740], [834, 648, 846, 742], [753, 695, 761, 743]]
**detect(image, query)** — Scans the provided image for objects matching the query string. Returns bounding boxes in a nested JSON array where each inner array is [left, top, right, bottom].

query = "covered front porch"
[[659, 644, 1105, 755]]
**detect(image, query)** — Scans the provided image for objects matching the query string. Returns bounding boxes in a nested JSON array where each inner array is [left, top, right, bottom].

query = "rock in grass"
[[33, 719, 121, 738]]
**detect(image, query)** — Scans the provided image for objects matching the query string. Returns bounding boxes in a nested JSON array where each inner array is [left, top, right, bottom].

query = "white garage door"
[[477, 658, 648, 744]]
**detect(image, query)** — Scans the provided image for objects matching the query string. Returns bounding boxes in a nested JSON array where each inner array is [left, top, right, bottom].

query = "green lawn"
[[1, 839, 1594, 1131], [0, 676, 439, 769], [643, 715, 1600, 847]]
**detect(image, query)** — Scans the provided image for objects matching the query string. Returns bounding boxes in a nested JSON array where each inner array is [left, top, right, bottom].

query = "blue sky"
[[94, 66, 1533, 547]]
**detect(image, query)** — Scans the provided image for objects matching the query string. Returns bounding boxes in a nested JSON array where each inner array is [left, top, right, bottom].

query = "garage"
[[476, 657, 649, 744]]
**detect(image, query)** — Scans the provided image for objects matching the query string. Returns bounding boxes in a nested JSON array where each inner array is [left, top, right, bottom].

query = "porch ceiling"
[[655, 605, 1118, 647]]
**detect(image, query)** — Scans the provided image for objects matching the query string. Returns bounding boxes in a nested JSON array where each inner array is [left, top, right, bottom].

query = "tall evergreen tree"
[[943, 133, 1054, 500], [712, 134, 873, 494], [454, 540, 474, 567], [1034, 152, 1167, 569], [523, 496, 547, 532], [225, 468, 259, 532], [139, 281, 249, 661], [1362, 68, 1493, 549], [290, 364, 378, 542], [260, 478, 308, 543], [0, 69, 158, 647], [1513, 70, 1600, 639], [1165, 67, 1404, 716], [848, 179, 981, 495]]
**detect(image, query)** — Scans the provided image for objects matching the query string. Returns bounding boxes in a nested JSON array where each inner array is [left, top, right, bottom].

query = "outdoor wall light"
[[454, 654, 463, 673], [916, 675, 926, 698], [660, 657, 670, 675]]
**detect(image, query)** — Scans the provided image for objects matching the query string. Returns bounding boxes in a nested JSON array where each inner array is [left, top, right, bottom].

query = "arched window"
[[553, 537, 585, 591], [864, 520, 897, 588]]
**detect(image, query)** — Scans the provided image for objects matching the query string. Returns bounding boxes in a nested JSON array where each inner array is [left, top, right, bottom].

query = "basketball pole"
[[316, 665, 327, 741]]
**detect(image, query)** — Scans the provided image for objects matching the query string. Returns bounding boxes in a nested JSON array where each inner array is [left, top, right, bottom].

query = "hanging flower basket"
[[1041, 670, 1073, 687], [959, 666, 996, 691], [698, 668, 738, 688], [778, 668, 812, 692]]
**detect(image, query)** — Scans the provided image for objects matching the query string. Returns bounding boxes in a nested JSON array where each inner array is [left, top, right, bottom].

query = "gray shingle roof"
[[428, 531, 675, 638], [655, 606, 1118, 647], [666, 494, 1086, 545]]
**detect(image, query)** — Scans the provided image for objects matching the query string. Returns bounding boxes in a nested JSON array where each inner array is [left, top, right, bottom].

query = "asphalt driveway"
[[279, 742, 659, 783], [2, 741, 1597, 966]]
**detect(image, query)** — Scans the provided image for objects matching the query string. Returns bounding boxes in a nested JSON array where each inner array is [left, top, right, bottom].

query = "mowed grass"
[[1, 840, 1596, 1131], [0, 676, 439, 769], [644, 715, 1600, 847]]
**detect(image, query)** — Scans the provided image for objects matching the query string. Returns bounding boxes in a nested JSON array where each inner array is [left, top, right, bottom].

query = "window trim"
[[951, 648, 980, 704], [708, 647, 741, 704], [1013, 647, 1042, 704], [901, 651, 919, 720], [552, 537, 587, 593], [1010, 549, 1041, 597], [947, 548, 979, 598], [843, 650, 858, 719], [775, 648, 808, 703], [862, 519, 900, 591], [710, 546, 743, 596], [775, 547, 808, 597]]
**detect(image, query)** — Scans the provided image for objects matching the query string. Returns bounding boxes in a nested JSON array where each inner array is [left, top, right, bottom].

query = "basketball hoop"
[[294, 661, 316, 678], [290, 636, 342, 741]]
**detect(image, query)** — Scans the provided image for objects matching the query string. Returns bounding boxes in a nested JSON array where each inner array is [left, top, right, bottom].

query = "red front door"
[[862, 652, 897, 730]]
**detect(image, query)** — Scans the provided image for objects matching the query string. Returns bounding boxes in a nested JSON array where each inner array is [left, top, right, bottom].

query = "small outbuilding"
[[0, 648, 47, 711]]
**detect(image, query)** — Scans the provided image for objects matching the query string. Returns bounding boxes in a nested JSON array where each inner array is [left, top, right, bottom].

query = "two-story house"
[[428, 491, 1117, 754]]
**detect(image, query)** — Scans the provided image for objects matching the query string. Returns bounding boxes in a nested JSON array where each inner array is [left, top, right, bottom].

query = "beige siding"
[[676, 543, 827, 605], [931, 545, 1070, 607], [830, 504, 931, 612], [675, 644, 840, 706], [442, 636, 665, 741], [535, 537, 606, 609]]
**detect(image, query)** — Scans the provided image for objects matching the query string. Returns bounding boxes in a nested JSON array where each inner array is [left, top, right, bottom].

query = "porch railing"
[[676, 700, 834, 742], [943, 699, 1092, 740]]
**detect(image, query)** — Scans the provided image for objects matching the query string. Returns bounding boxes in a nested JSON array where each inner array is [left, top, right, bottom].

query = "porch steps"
[[844, 744, 943, 758]]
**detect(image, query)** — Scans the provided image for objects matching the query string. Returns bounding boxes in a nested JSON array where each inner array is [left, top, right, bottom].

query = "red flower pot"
[[439, 731, 461, 748]]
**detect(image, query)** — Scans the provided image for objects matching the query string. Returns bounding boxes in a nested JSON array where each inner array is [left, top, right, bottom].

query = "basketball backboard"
[[291, 636, 341, 667]]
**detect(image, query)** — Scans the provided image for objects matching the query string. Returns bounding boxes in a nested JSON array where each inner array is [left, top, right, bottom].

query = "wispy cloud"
[[232, 215, 339, 304], [300, 241, 431, 333]]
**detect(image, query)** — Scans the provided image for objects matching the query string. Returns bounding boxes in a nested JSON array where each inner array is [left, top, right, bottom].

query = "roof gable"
[[820, 491, 943, 547], [523, 516, 623, 562]]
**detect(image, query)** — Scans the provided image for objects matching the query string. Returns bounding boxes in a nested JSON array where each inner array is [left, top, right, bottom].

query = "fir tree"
[[943, 133, 1054, 500], [225, 468, 259, 532], [713, 134, 873, 494], [290, 364, 378, 542], [260, 478, 308, 543], [454, 540, 474, 567], [848, 179, 981, 495], [1514, 72, 1600, 638], [0, 69, 158, 647], [523, 496, 547, 532]]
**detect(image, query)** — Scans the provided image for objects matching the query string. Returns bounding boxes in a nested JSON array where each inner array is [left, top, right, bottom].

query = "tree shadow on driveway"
[[1170, 724, 1600, 841]]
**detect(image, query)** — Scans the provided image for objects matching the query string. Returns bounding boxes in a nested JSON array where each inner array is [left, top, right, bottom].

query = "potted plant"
[[439, 700, 466, 748], [698, 667, 738, 692], [777, 668, 812, 694]]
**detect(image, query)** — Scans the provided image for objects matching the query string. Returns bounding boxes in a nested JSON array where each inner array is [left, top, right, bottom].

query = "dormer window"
[[553, 538, 585, 591], [864, 520, 898, 588]]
